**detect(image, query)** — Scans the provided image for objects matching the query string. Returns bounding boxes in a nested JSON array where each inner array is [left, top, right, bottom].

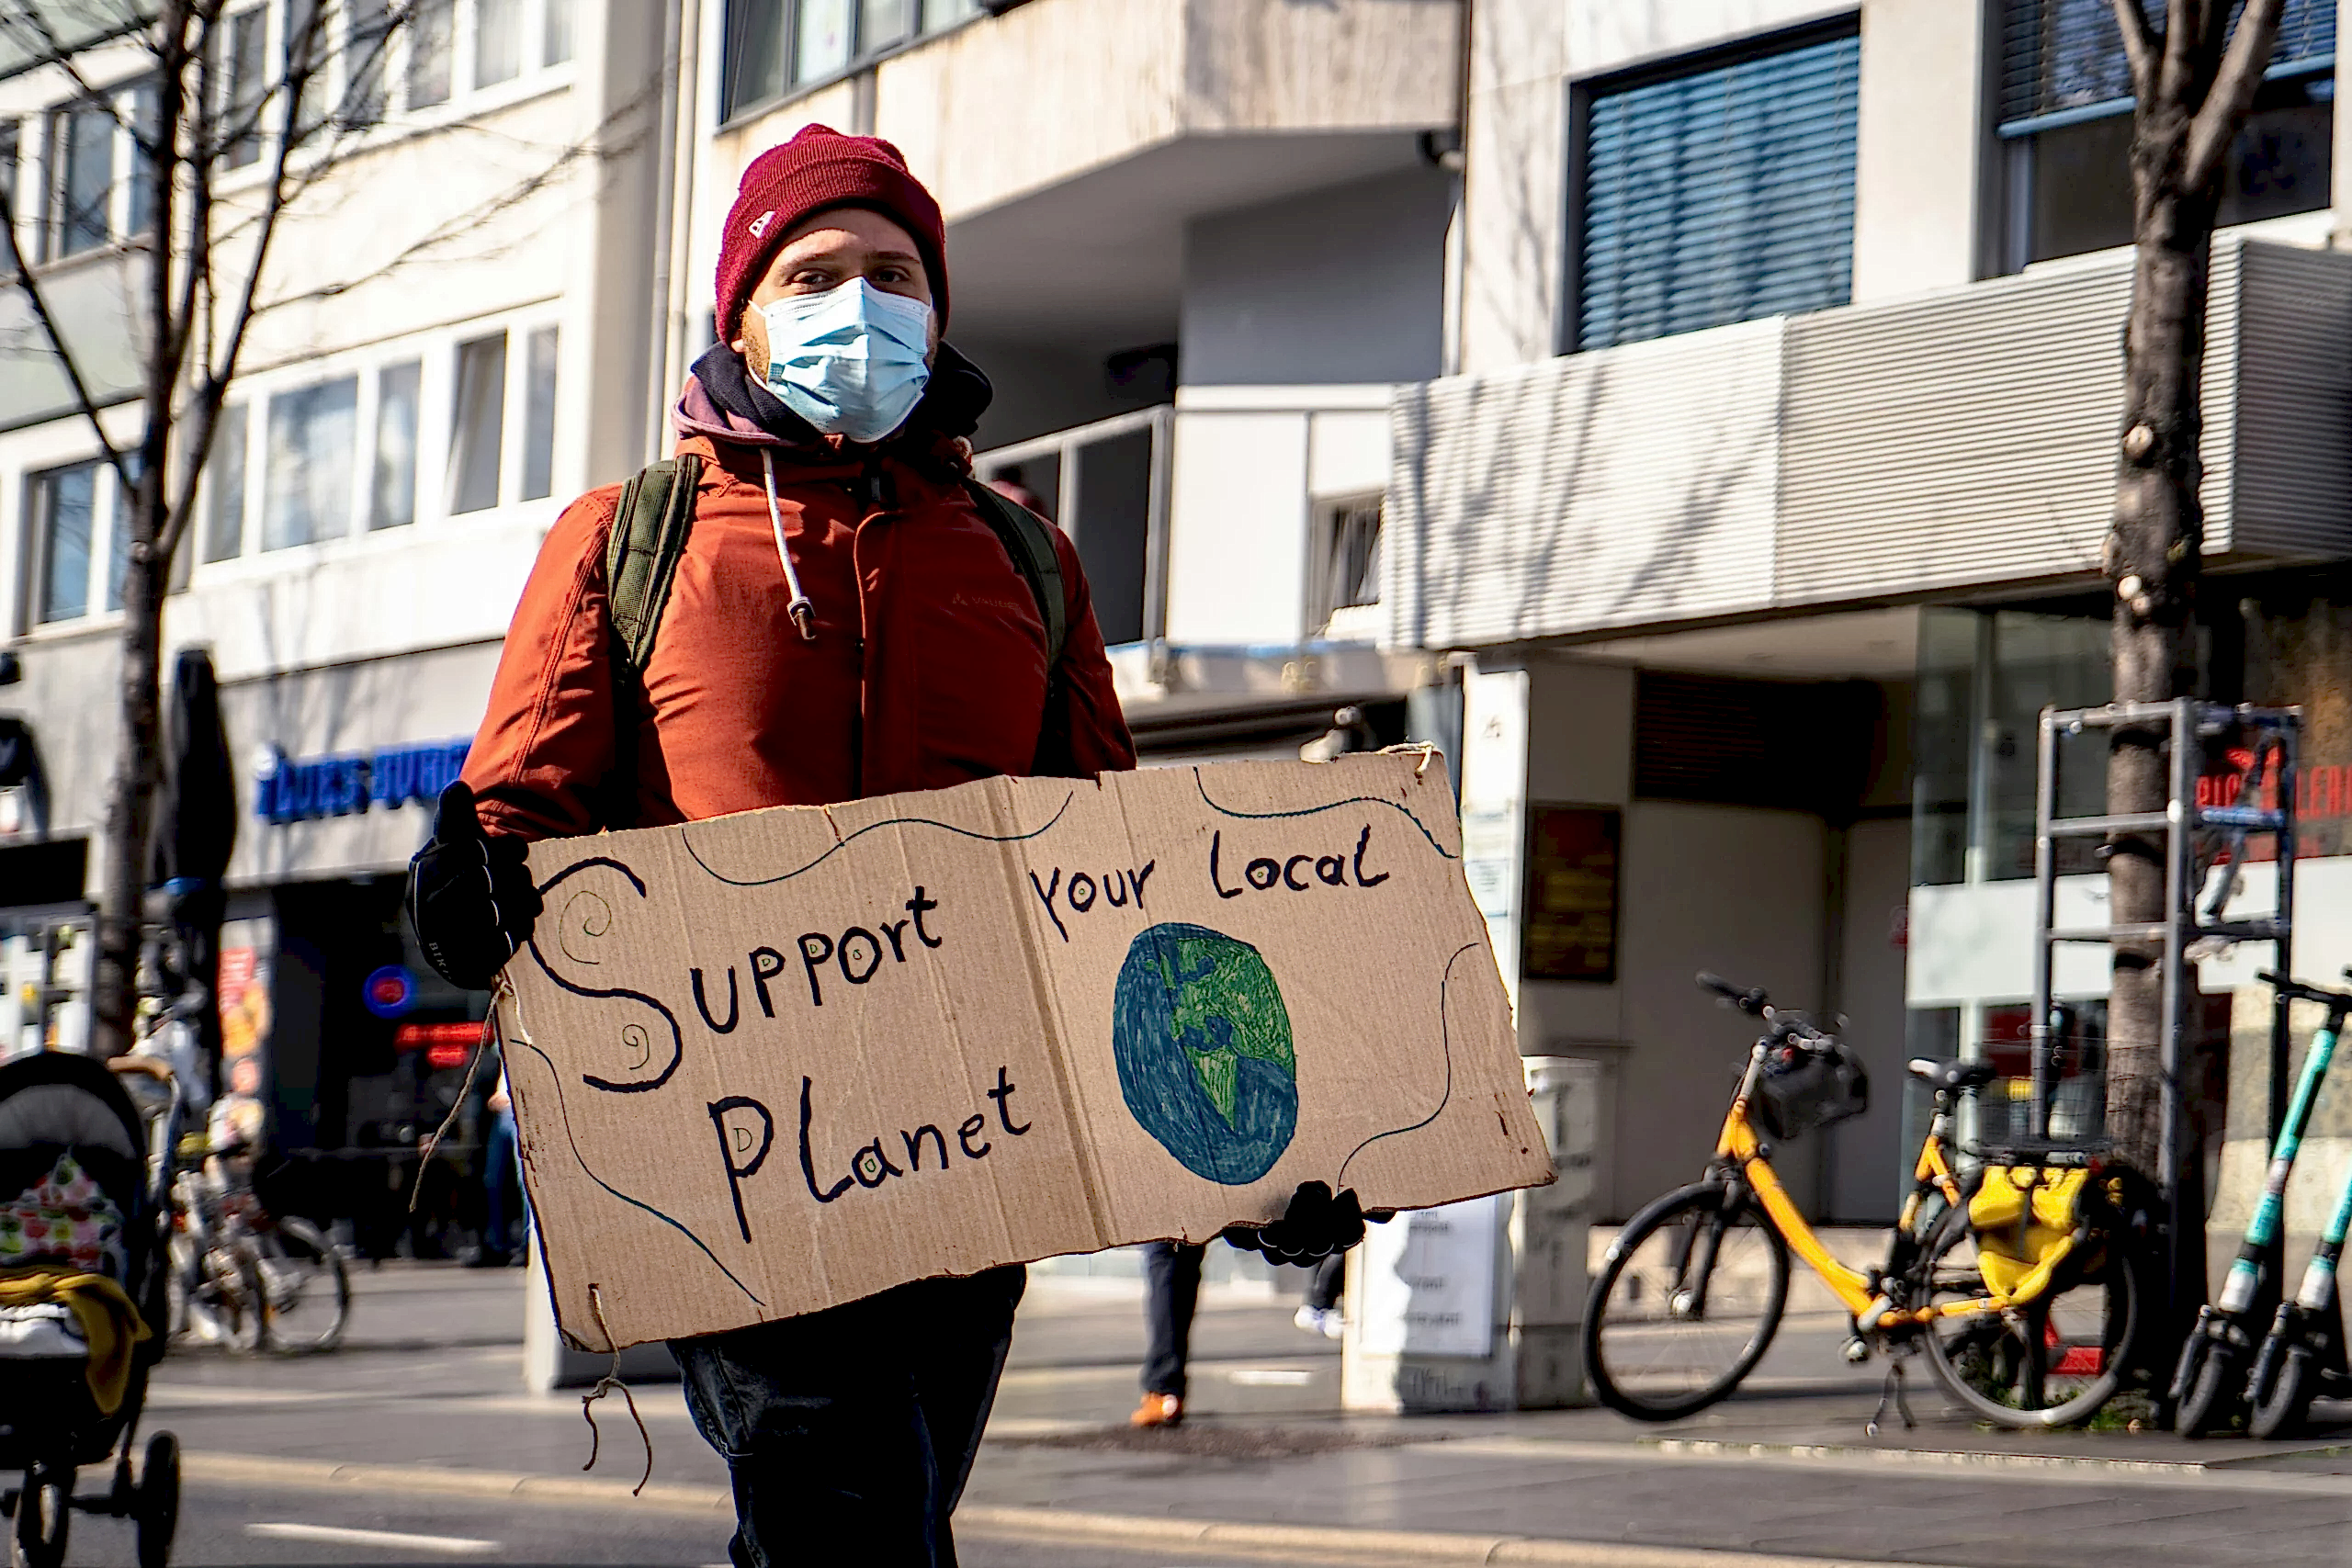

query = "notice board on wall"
[[498, 753, 1555, 1350], [1520, 805, 1621, 984]]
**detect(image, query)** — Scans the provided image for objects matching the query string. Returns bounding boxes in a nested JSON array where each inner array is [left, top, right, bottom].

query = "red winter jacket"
[[460, 355, 1135, 842]]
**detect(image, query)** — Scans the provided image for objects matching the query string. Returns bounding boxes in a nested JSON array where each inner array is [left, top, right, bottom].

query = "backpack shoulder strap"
[[964, 478, 1068, 667], [605, 454, 705, 675]]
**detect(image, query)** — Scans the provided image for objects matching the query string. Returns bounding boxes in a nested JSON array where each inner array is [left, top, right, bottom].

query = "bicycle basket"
[[1755, 1041, 1870, 1140]]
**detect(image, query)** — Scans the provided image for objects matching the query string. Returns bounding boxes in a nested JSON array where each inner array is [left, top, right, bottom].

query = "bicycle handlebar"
[[1697, 972, 1770, 1016]]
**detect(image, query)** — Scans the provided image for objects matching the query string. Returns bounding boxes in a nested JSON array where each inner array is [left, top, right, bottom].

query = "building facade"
[[0, 0, 677, 1247], [1384, 0, 2352, 1269], [10, 0, 2348, 1304]]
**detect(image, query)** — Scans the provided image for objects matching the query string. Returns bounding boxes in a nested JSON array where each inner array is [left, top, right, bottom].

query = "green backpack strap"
[[964, 478, 1068, 668], [605, 454, 705, 676], [965, 478, 1078, 775]]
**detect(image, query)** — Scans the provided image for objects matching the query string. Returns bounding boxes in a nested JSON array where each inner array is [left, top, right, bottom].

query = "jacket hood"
[[673, 342, 994, 461]]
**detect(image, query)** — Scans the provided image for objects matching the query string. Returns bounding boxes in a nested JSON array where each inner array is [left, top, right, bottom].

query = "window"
[[476, 0, 524, 87], [264, 376, 359, 548], [721, 0, 981, 118], [1999, 0, 2335, 267], [49, 101, 114, 259], [409, 0, 455, 107], [372, 360, 421, 528], [203, 404, 250, 561], [1, 121, 19, 221], [29, 462, 98, 625], [124, 85, 156, 240], [344, 0, 393, 126], [448, 332, 507, 513], [1574, 26, 1860, 351], [545, 0, 577, 64], [521, 327, 558, 501], [1309, 495, 1383, 633], [220, 7, 266, 169], [284, 0, 329, 136], [105, 456, 141, 612]]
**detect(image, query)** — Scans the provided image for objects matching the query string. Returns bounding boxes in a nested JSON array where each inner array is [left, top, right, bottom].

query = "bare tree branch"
[[0, 3, 167, 161], [2187, 0, 2289, 190], [2108, 0, 2157, 101]]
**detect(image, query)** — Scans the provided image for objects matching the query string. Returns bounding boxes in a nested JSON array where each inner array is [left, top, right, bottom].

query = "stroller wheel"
[[137, 1433, 180, 1568], [9, 1468, 69, 1568]]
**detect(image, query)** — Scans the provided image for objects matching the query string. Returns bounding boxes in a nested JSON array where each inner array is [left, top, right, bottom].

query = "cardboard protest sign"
[[497, 752, 1553, 1350]]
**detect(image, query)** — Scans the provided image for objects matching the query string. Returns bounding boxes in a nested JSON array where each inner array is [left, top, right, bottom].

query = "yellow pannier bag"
[[1968, 1166, 2088, 1301]]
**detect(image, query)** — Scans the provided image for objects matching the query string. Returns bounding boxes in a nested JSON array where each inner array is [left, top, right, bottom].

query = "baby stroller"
[[0, 1052, 181, 1568]]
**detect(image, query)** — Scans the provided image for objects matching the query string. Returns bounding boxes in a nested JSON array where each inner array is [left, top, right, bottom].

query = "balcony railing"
[[976, 404, 1172, 648]]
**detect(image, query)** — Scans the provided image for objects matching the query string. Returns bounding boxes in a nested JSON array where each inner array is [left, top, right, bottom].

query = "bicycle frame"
[[1712, 1043, 2052, 1330]]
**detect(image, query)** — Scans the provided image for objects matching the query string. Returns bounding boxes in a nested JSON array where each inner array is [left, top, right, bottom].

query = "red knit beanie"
[[715, 125, 949, 343]]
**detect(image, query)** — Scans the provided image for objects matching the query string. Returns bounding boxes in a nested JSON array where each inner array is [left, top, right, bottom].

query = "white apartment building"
[[0, 0, 682, 1241]]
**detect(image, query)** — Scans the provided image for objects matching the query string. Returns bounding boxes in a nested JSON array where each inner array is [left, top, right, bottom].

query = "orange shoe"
[[1130, 1393, 1183, 1428]]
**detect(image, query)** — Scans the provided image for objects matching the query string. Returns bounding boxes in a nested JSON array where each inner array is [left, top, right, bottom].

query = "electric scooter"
[[2245, 977, 2352, 1438], [2173, 970, 2352, 1437]]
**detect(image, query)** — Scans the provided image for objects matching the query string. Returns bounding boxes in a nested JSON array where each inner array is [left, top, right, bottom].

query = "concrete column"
[[1851, 0, 1998, 300], [1342, 657, 1611, 1409]]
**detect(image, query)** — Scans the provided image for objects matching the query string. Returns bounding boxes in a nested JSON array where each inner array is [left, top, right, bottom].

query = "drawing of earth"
[[1110, 922, 1297, 1184]]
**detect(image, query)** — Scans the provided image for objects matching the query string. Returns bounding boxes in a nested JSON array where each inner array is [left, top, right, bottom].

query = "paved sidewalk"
[[144, 1262, 2352, 1567]]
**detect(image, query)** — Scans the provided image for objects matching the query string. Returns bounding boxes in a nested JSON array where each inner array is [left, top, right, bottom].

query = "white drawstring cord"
[[760, 449, 818, 642]]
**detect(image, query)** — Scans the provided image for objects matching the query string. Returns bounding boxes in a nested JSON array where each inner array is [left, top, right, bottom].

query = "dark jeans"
[[670, 1265, 1026, 1568], [1306, 1252, 1343, 1313], [483, 1108, 521, 1257], [1141, 1241, 1204, 1397]]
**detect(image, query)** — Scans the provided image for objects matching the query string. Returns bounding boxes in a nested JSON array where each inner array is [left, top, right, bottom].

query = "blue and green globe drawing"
[[1111, 923, 1297, 1184]]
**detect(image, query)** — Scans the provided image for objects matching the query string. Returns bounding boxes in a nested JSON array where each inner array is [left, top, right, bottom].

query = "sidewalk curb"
[[180, 1450, 1941, 1567]]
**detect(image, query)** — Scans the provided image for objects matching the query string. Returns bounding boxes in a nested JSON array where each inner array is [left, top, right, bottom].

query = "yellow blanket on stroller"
[[0, 1268, 152, 1415]]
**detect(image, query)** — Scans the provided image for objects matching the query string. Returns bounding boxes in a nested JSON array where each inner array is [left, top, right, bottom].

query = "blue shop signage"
[[255, 739, 469, 824]]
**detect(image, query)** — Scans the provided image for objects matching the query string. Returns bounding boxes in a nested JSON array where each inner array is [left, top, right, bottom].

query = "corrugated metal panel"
[[2000, 0, 2334, 132], [2230, 240, 2352, 559], [1775, 248, 2245, 604], [1384, 319, 1783, 650], [1580, 31, 1858, 350], [1386, 241, 2349, 652]]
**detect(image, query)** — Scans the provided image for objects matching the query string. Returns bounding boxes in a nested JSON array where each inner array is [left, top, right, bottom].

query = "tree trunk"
[[90, 17, 187, 1059], [2104, 157, 2215, 1176]]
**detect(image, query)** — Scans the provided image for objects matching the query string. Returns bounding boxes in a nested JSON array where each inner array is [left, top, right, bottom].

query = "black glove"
[[406, 783, 540, 990], [1224, 1181, 1365, 1267]]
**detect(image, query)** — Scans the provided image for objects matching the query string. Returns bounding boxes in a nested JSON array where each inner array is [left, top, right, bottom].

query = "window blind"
[[2000, 0, 2335, 135], [1578, 30, 1860, 353]]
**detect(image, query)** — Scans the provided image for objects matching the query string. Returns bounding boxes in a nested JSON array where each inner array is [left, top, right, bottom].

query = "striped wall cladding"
[[1385, 318, 1784, 651], [1773, 245, 2238, 604], [1386, 240, 2352, 651]]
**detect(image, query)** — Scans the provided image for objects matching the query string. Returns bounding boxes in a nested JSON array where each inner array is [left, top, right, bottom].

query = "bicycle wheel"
[[254, 1216, 352, 1353], [1917, 1213, 2138, 1428], [1583, 1181, 1790, 1421]]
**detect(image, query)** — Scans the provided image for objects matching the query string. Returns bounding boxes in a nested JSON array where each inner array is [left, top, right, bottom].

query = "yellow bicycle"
[[1582, 974, 2153, 1429]]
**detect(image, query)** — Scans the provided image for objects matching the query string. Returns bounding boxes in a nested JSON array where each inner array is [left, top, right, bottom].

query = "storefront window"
[[1909, 606, 2109, 887]]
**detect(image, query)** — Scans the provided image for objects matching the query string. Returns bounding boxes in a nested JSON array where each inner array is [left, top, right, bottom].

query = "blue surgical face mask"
[[755, 278, 933, 444]]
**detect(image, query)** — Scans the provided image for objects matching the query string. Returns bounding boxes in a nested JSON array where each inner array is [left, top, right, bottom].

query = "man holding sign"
[[407, 128, 1361, 1566]]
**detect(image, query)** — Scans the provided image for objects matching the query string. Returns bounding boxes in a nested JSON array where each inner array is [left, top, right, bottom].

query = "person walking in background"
[[1134, 1240, 1204, 1427], [1295, 1253, 1344, 1339], [472, 1063, 523, 1268]]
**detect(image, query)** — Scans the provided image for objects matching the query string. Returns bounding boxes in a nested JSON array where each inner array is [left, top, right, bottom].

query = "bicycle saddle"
[[1906, 1057, 1998, 1092]]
